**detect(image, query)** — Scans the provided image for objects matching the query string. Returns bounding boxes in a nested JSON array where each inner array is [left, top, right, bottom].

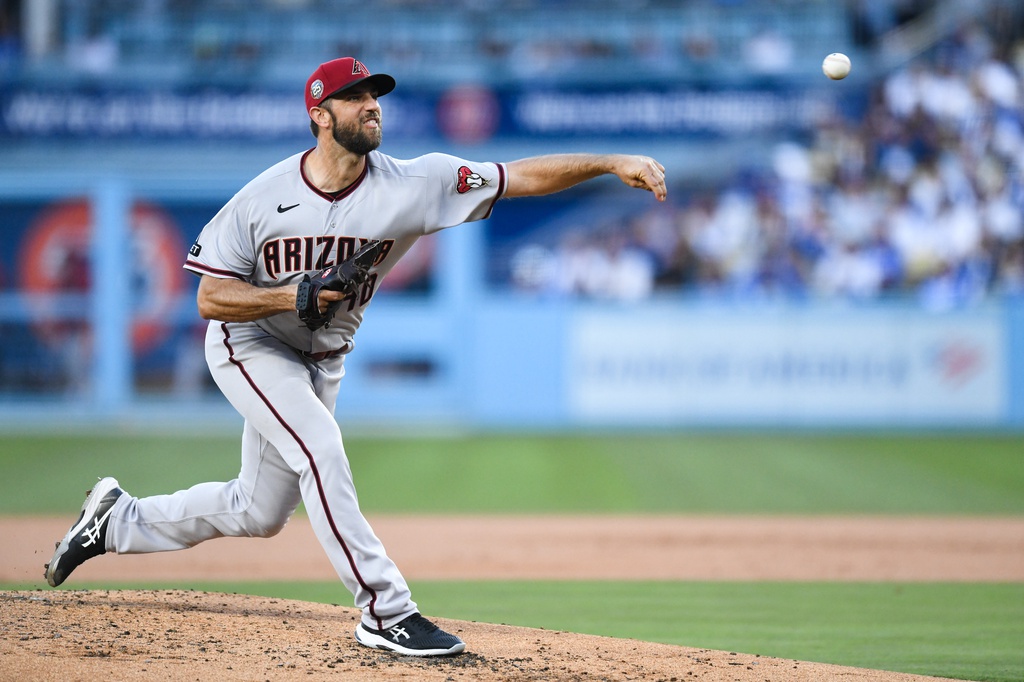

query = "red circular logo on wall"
[[18, 198, 187, 353]]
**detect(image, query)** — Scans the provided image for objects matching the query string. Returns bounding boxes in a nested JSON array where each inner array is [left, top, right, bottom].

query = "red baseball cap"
[[305, 57, 396, 113]]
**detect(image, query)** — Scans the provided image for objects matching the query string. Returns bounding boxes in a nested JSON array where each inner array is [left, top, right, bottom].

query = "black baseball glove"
[[295, 239, 383, 330]]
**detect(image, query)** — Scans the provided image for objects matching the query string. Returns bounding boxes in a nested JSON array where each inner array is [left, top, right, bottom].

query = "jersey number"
[[339, 273, 377, 312]]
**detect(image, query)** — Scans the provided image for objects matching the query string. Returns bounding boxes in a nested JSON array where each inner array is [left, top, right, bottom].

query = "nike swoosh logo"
[[277, 203, 299, 213]]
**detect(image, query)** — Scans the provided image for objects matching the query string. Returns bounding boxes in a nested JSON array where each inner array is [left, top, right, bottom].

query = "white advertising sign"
[[569, 309, 1005, 423]]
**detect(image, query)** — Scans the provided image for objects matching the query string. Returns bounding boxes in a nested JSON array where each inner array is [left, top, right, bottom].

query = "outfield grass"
[[1, 431, 1022, 515], [2, 431, 1022, 681]]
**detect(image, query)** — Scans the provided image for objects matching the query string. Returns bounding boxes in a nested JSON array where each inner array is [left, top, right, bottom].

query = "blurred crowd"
[[0, 0, 848, 88], [509, 22, 1024, 309]]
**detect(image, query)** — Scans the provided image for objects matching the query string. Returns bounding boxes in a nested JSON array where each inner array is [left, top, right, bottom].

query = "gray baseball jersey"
[[103, 148, 506, 633], [184, 148, 506, 354]]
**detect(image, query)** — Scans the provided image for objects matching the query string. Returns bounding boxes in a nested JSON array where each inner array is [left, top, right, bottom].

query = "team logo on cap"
[[310, 79, 324, 101], [352, 60, 369, 76]]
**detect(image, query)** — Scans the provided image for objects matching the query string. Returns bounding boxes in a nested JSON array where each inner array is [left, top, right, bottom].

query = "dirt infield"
[[5, 515, 1024, 583], [2, 590, 960, 682], [3, 515, 1023, 681]]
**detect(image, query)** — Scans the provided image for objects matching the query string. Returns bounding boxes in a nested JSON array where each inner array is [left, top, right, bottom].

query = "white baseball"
[[822, 53, 851, 80]]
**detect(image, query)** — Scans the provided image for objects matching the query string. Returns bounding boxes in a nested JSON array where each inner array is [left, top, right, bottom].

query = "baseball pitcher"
[[45, 56, 667, 656]]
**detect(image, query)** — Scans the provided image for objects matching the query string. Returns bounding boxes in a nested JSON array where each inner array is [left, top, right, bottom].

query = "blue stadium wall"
[[0, 180, 1020, 432]]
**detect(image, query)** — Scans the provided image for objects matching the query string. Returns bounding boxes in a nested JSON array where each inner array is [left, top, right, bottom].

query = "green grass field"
[[2, 431, 1022, 681], [2, 431, 1022, 515]]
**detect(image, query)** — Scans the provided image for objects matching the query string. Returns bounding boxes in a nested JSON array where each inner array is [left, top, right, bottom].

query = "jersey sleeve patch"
[[456, 166, 489, 194]]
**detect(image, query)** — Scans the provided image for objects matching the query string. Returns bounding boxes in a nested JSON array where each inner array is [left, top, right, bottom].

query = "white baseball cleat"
[[44, 477, 124, 587]]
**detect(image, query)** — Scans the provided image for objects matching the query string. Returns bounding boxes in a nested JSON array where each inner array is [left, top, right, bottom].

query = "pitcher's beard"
[[332, 119, 382, 156]]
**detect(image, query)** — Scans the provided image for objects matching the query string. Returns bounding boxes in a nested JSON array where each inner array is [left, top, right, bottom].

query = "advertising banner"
[[569, 308, 1006, 424], [0, 86, 846, 141]]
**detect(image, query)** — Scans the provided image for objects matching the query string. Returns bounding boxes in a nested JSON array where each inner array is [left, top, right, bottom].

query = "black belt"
[[300, 349, 344, 362]]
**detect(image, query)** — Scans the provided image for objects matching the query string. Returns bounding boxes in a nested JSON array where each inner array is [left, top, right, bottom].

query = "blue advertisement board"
[[0, 85, 854, 142]]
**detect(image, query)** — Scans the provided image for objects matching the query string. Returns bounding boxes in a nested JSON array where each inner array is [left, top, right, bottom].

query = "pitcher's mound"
[[2, 590, 951, 681]]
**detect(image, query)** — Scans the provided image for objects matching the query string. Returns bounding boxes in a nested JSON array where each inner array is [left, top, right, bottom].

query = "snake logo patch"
[[456, 166, 488, 194]]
